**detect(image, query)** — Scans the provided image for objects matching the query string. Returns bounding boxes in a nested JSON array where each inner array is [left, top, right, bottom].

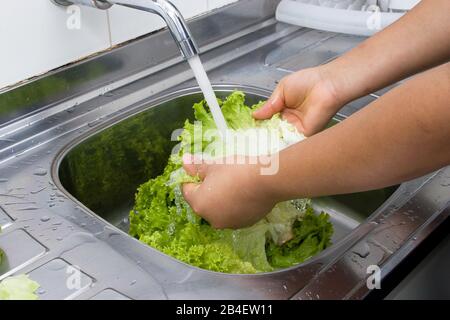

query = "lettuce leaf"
[[129, 91, 333, 273], [0, 227, 2, 266], [0, 274, 40, 300]]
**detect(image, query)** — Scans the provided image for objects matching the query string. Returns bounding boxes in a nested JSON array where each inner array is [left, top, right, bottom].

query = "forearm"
[[323, 0, 450, 104], [266, 63, 450, 200]]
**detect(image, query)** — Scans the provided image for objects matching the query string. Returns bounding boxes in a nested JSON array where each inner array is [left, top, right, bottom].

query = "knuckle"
[[190, 199, 205, 215], [279, 77, 288, 87]]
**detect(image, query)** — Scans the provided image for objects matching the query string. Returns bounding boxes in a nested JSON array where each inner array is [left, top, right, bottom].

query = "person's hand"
[[253, 66, 344, 136], [181, 154, 277, 229]]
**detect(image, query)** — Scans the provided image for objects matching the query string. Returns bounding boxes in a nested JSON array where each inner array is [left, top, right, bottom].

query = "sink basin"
[[56, 86, 398, 271]]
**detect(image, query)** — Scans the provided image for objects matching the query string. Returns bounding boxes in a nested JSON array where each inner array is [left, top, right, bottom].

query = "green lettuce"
[[0, 274, 40, 300], [0, 226, 2, 266], [129, 91, 333, 273], [0, 227, 40, 300]]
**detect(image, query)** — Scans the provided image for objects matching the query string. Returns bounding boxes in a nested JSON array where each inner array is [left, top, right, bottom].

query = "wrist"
[[253, 155, 289, 205], [318, 63, 354, 107]]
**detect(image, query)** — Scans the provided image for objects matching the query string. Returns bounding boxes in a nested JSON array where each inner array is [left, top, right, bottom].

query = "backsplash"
[[0, 0, 238, 90]]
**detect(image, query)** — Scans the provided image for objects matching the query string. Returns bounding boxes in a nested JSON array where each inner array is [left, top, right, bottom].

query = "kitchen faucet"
[[51, 0, 200, 59]]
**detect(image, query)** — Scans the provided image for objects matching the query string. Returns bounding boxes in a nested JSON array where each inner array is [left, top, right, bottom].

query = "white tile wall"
[[0, 0, 239, 90], [107, 0, 238, 46], [107, 6, 165, 46], [0, 1, 110, 90], [208, 0, 239, 9]]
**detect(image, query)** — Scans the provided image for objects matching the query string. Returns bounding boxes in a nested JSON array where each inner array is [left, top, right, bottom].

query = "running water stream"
[[187, 56, 228, 133]]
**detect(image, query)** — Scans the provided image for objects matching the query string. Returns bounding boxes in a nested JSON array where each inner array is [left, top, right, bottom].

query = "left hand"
[[182, 154, 277, 229]]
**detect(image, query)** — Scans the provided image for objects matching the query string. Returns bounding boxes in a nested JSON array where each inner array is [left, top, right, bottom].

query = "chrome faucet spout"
[[51, 0, 199, 59]]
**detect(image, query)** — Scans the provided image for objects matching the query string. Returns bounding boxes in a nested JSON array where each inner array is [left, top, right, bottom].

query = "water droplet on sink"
[[88, 119, 102, 127], [31, 187, 47, 194], [0, 178, 8, 183], [130, 280, 137, 286], [47, 259, 67, 271], [352, 242, 371, 258], [33, 168, 47, 176], [55, 191, 66, 198], [37, 289, 46, 295], [18, 206, 40, 211], [40, 216, 51, 222]]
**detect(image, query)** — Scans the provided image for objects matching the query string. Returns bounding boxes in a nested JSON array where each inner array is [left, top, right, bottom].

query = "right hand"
[[253, 66, 345, 136]]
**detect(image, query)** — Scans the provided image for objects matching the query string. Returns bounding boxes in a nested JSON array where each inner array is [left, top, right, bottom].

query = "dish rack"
[[276, 0, 420, 36]]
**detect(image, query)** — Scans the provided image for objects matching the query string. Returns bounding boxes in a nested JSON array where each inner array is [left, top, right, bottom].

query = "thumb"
[[182, 182, 202, 210], [182, 153, 209, 180], [253, 84, 286, 120]]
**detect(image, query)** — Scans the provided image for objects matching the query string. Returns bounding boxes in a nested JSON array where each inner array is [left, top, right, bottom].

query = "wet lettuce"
[[0, 226, 3, 267], [0, 229, 40, 300], [0, 275, 40, 300], [129, 91, 333, 273]]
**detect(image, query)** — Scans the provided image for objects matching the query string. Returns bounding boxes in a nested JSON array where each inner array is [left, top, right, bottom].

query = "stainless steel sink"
[[0, 0, 448, 300], [56, 86, 398, 266]]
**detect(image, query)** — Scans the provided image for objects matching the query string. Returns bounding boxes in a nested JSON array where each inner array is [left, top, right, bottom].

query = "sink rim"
[[50, 84, 401, 278]]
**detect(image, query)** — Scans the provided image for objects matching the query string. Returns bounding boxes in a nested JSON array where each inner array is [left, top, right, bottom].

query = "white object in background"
[[388, 0, 420, 11], [276, 0, 416, 37]]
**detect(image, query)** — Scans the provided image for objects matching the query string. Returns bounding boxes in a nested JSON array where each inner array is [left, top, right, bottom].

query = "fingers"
[[253, 83, 286, 120], [182, 182, 226, 229], [182, 154, 208, 180], [182, 182, 200, 204], [182, 182, 204, 214]]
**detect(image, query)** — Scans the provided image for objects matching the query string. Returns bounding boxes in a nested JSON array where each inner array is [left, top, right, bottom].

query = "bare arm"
[[254, 0, 450, 136], [266, 63, 450, 201], [182, 0, 450, 229], [331, 0, 450, 103], [183, 64, 450, 229]]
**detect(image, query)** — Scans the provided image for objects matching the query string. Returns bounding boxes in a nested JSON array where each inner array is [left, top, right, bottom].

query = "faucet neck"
[[51, 0, 199, 60], [110, 0, 199, 59]]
